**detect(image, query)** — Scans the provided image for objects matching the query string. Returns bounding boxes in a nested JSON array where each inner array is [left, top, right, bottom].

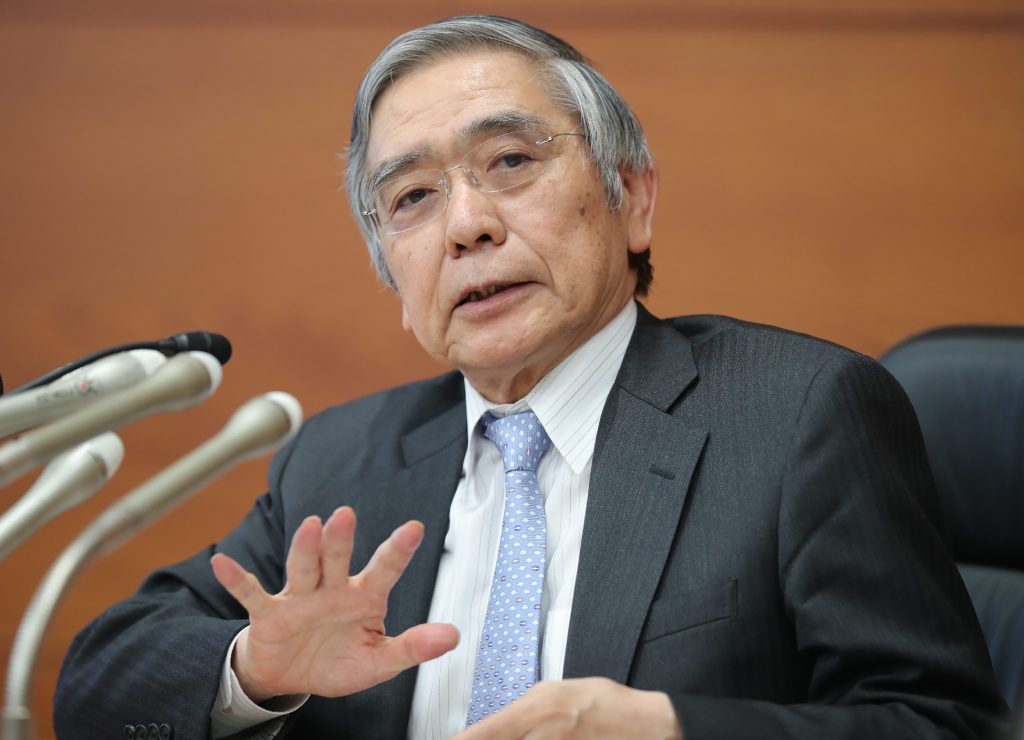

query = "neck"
[[464, 297, 637, 404], [467, 365, 547, 405]]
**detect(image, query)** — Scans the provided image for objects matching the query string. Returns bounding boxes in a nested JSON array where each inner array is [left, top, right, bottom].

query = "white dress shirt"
[[211, 301, 637, 739]]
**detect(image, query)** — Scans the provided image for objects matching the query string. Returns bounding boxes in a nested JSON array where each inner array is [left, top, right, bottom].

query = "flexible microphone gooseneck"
[[1, 392, 302, 740], [10, 331, 232, 394]]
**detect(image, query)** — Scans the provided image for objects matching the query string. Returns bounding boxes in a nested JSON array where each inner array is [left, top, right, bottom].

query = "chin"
[[449, 341, 529, 371], [465, 340, 564, 380], [455, 352, 525, 374]]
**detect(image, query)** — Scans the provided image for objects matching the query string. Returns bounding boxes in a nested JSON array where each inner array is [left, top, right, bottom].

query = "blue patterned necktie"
[[466, 411, 552, 726]]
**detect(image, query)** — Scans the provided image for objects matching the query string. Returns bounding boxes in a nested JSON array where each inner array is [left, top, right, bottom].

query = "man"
[[55, 15, 1010, 740]]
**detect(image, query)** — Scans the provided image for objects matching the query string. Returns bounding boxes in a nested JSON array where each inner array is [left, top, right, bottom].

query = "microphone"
[[0, 433, 124, 561], [2, 392, 302, 740], [0, 350, 166, 440], [9, 330, 232, 394], [0, 352, 222, 488], [155, 331, 232, 363]]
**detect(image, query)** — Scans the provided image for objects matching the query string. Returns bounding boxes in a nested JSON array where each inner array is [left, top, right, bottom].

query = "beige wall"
[[1, 2, 1022, 736]]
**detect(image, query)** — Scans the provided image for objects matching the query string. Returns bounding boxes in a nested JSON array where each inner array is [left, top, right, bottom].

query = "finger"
[[455, 684, 562, 740], [284, 515, 324, 594], [454, 703, 524, 740], [373, 622, 459, 680], [358, 520, 425, 597], [321, 506, 356, 587], [211, 553, 273, 618]]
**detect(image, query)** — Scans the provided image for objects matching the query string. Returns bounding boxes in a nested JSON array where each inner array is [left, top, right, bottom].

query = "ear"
[[401, 302, 412, 332], [620, 168, 658, 254]]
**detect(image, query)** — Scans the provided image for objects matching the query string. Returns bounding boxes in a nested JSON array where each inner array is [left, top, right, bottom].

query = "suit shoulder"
[[658, 313, 902, 410], [268, 370, 464, 486], [306, 370, 464, 433], [667, 313, 874, 368]]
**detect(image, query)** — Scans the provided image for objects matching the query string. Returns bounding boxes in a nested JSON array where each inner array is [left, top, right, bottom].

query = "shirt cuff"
[[210, 628, 310, 739]]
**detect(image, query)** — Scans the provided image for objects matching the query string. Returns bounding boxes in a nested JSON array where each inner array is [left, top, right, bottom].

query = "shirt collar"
[[464, 300, 637, 474]]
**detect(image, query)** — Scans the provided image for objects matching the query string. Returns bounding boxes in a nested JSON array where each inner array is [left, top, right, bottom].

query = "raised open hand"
[[210, 506, 459, 703]]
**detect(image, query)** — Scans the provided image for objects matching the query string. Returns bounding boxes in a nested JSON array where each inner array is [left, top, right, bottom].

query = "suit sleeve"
[[668, 354, 1011, 740], [52, 433, 300, 740]]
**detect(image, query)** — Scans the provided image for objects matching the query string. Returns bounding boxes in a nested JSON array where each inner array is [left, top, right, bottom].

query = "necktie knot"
[[483, 411, 551, 474]]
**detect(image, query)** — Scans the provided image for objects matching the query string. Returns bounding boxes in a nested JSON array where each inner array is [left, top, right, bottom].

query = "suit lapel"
[[563, 306, 708, 682], [350, 399, 467, 736]]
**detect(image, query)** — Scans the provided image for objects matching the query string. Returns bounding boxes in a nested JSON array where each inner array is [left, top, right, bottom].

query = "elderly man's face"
[[366, 51, 655, 402]]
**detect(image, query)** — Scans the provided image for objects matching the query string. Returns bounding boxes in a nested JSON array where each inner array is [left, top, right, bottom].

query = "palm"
[[211, 507, 458, 702]]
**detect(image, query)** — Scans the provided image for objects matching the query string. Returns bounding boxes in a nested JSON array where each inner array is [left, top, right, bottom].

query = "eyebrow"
[[367, 147, 430, 197], [453, 110, 548, 150], [366, 110, 550, 194]]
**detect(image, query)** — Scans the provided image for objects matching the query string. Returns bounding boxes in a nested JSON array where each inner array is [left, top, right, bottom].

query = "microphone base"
[[2, 705, 32, 740]]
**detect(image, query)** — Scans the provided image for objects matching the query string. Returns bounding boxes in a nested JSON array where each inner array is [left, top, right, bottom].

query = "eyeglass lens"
[[371, 129, 572, 235]]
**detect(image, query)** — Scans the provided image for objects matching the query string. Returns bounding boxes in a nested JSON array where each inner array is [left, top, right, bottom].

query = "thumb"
[[375, 623, 459, 679]]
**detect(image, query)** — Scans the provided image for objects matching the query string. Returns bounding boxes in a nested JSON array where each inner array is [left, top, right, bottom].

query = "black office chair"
[[881, 325, 1024, 737]]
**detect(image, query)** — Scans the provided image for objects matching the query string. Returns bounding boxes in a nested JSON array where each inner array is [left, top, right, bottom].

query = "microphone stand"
[[2, 448, 229, 740], [3, 518, 110, 740], [2, 392, 300, 740]]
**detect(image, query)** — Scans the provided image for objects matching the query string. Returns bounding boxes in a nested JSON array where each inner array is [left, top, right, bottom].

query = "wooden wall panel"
[[1, 3, 1022, 736]]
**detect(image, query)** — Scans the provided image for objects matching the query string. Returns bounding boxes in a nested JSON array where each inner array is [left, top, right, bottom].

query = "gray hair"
[[344, 15, 655, 294]]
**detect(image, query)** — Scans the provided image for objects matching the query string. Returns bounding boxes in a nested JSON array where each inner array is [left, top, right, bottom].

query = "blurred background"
[[1, 0, 1022, 736]]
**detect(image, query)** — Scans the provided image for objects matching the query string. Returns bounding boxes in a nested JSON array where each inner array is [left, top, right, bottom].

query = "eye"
[[398, 187, 428, 208], [494, 151, 531, 170], [487, 149, 536, 173], [391, 185, 440, 215]]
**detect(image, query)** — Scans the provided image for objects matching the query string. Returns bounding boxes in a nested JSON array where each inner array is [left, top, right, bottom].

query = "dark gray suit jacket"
[[55, 308, 1010, 739]]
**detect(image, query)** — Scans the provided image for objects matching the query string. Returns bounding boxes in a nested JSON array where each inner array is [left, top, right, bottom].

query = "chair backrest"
[[881, 325, 1024, 735]]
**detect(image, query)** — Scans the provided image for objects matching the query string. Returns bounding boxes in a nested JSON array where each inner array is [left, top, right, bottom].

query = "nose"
[[442, 167, 507, 258]]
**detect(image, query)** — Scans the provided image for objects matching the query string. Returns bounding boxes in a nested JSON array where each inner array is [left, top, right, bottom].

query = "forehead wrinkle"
[[453, 110, 550, 150]]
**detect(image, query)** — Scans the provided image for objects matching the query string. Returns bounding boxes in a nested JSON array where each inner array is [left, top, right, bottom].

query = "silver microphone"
[[2, 391, 303, 740], [0, 350, 166, 440], [0, 352, 222, 488], [0, 433, 124, 561]]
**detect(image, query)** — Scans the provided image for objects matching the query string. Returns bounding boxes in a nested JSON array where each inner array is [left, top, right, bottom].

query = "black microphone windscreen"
[[169, 332, 232, 365]]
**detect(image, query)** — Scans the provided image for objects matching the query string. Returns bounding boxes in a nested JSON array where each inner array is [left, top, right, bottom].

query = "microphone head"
[[262, 391, 303, 436], [162, 332, 232, 365], [82, 431, 126, 479], [31, 432, 125, 516], [220, 392, 303, 459], [183, 352, 224, 397]]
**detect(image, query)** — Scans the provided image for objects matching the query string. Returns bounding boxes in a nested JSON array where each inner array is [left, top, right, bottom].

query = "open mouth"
[[457, 283, 523, 306]]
